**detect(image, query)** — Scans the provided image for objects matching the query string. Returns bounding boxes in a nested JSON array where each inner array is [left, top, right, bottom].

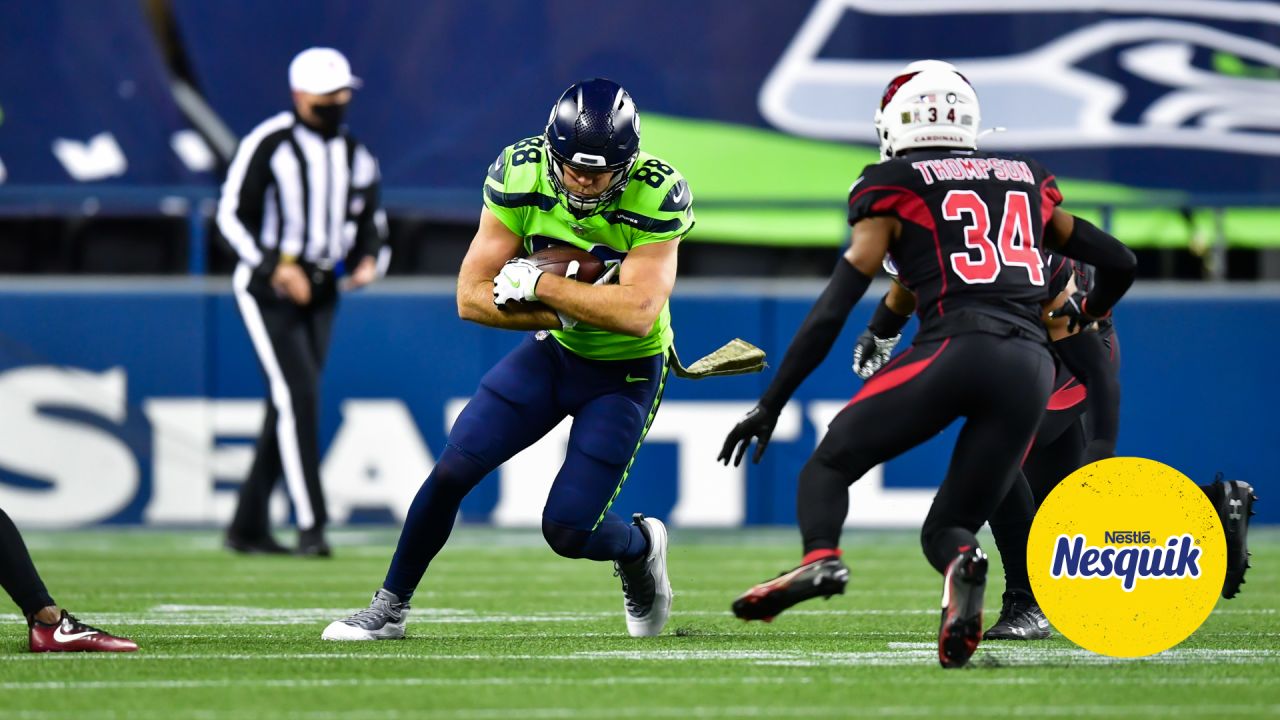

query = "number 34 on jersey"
[[848, 151, 1064, 319]]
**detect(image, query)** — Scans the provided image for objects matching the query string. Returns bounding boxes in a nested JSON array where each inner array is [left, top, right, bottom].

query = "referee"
[[218, 47, 389, 557]]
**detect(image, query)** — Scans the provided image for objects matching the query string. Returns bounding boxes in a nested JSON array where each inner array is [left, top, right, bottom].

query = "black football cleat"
[[296, 527, 332, 558], [224, 532, 291, 555], [938, 547, 988, 669], [732, 551, 849, 622], [1205, 473, 1256, 599], [983, 590, 1051, 640]]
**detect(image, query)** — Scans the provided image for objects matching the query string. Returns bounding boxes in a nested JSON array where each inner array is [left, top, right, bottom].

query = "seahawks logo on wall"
[[759, 0, 1280, 156]]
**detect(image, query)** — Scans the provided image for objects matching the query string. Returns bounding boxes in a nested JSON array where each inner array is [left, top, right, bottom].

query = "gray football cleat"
[[322, 589, 409, 641], [984, 591, 1051, 640]]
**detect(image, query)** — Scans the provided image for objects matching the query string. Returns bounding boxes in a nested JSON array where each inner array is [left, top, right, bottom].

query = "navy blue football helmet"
[[544, 78, 640, 217]]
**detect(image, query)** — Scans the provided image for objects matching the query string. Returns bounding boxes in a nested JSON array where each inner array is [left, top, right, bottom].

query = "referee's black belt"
[[301, 261, 338, 285]]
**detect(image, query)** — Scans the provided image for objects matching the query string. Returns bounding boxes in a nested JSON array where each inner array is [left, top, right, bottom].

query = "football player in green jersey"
[[325, 79, 691, 641]]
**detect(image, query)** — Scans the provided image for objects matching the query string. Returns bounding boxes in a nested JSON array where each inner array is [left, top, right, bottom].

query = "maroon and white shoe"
[[938, 547, 987, 669], [732, 549, 849, 622], [29, 611, 138, 653]]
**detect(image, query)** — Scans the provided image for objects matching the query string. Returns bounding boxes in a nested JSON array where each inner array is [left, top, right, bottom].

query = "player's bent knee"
[[541, 517, 592, 559], [430, 445, 489, 494], [809, 440, 874, 486], [920, 525, 936, 555], [920, 520, 950, 557]]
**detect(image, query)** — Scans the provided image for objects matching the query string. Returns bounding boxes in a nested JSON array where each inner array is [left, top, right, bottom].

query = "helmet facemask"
[[545, 140, 637, 218]]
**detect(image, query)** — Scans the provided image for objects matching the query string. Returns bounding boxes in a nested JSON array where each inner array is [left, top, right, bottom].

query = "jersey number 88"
[[633, 159, 674, 188], [512, 137, 544, 166]]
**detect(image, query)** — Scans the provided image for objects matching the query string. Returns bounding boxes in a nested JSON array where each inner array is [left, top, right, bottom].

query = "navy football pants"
[[383, 333, 667, 601]]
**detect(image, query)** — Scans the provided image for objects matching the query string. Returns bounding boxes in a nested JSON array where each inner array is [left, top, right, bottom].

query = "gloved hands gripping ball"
[[492, 245, 608, 313]]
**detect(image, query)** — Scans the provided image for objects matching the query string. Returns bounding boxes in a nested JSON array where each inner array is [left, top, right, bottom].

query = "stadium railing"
[[0, 186, 1276, 277]]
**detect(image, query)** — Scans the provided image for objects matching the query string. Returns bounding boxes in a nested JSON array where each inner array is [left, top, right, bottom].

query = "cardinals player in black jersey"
[[858, 254, 1256, 641], [855, 252, 1118, 641], [718, 61, 1137, 668]]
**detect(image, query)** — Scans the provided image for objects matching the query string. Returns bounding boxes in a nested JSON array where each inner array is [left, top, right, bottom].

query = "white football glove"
[[852, 329, 902, 380], [492, 258, 543, 307]]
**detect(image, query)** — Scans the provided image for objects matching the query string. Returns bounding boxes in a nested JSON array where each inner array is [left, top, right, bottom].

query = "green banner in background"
[[645, 114, 1278, 249]]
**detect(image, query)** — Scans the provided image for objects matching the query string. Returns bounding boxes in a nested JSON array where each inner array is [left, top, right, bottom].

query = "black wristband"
[[867, 296, 911, 338], [760, 259, 872, 413]]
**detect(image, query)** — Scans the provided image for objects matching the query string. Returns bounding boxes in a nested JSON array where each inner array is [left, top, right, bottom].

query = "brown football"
[[527, 246, 606, 283]]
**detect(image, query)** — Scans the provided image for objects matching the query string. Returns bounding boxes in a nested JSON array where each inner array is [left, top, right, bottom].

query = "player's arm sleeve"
[[870, 282, 914, 337], [629, 175, 695, 248], [217, 137, 277, 277], [759, 258, 873, 413], [348, 145, 390, 275], [1052, 329, 1121, 460], [481, 148, 528, 238], [1038, 161, 1136, 318], [1050, 215, 1136, 319]]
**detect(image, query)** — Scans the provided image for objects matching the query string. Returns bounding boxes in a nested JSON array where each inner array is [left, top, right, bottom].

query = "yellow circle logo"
[[1028, 457, 1226, 657]]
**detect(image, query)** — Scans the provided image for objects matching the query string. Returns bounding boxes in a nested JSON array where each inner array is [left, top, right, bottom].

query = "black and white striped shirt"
[[217, 111, 389, 277]]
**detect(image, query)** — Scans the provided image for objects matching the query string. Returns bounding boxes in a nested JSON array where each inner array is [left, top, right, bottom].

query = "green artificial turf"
[[1, 527, 1276, 719]]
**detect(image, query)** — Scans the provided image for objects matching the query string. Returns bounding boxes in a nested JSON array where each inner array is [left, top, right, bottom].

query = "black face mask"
[[305, 102, 348, 136]]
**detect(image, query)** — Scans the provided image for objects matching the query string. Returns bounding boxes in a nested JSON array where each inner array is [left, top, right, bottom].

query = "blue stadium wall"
[[0, 282, 1273, 527]]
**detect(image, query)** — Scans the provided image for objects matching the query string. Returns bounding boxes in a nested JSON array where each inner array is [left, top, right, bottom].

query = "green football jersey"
[[482, 135, 694, 361]]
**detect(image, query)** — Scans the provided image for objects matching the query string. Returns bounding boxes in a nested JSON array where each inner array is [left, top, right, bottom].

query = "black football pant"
[[797, 332, 1054, 575], [988, 336, 1105, 596], [229, 264, 337, 536], [988, 413, 1086, 596], [0, 507, 55, 616]]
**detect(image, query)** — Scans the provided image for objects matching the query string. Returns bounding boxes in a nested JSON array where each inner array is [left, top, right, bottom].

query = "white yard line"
[[4, 704, 1280, 720], [81, 588, 940, 600], [0, 647, 1276, 668], [0, 676, 806, 691], [4, 604, 1271, 626], [0, 606, 949, 626]]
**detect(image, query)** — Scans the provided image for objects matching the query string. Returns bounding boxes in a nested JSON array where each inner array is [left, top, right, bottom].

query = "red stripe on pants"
[[847, 339, 950, 407]]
